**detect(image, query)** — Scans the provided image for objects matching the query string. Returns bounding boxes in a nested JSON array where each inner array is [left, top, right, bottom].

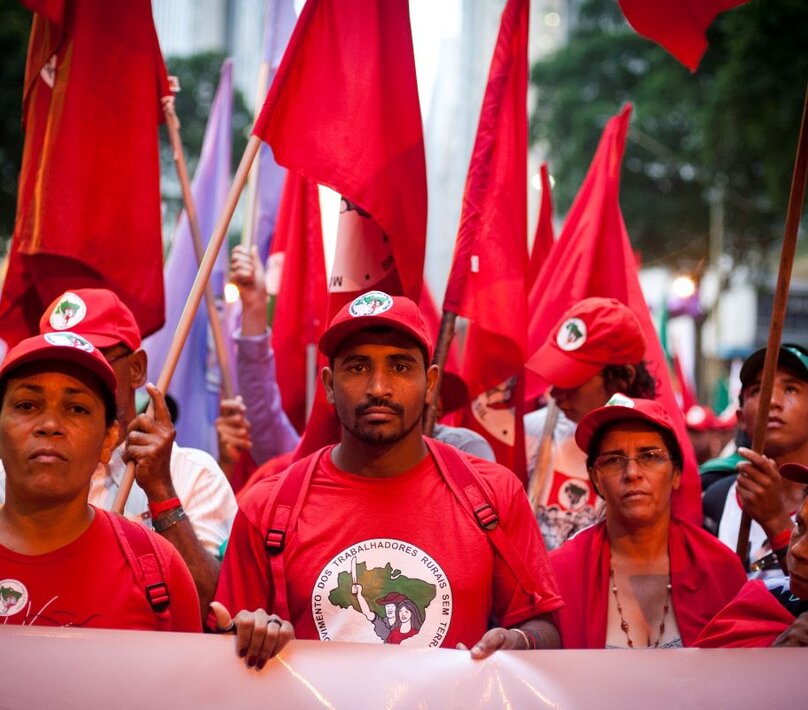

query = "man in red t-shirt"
[[211, 290, 562, 669], [0, 332, 199, 631]]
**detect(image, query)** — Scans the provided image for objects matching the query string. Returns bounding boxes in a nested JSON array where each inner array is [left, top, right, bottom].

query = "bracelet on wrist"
[[511, 627, 534, 650], [148, 496, 181, 519], [152, 506, 187, 533]]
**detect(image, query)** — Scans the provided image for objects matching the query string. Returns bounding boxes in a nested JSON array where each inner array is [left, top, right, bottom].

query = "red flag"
[[442, 0, 530, 482], [528, 162, 555, 289], [672, 351, 698, 412], [525, 104, 702, 524], [266, 173, 328, 433], [252, 0, 427, 458], [618, 0, 751, 71], [0, 1, 169, 353], [252, 0, 426, 308]]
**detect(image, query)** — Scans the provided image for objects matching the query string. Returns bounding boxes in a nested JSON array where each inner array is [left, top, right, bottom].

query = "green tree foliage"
[[530, 0, 808, 268], [0, 5, 32, 242]]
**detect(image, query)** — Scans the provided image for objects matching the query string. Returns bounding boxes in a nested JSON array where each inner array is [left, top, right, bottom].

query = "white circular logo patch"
[[48, 292, 87, 331], [605, 393, 635, 408], [311, 538, 453, 648], [44, 331, 94, 352], [0, 579, 28, 617], [348, 291, 394, 318], [556, 317, 587, 351]]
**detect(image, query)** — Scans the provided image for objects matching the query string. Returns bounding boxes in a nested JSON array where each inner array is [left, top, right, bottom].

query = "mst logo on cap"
[[605, 393, 636, 408], [348, 291, 394, 317], [43, 332, 94, 352], [48, 292, 88, 331], [556, 317, 587, 352]]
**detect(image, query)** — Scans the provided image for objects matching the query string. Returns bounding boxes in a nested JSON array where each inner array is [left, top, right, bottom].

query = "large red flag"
[[0, 1, 169, 354], [618, 0, 752, 71], [266, 172, 328, 433], [252, 0, 426, 310], [251, 0, 427, 457], [442, 0, 530, 482], [527, 162, 555, 289], [525, 104, 702, 524]]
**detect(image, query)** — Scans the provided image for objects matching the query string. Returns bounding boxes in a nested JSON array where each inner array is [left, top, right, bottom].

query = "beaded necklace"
[[609, 568, 672, 649]]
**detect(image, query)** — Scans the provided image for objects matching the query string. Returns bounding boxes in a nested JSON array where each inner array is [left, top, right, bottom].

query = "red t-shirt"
[[213, 446, 561, 648], [0, 508, 200, 632]]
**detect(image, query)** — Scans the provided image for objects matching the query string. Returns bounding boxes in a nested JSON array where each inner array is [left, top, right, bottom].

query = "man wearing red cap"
[[210, 291, 562, 669], [0, 332, 199, 630], [525, 297, 657, 549], [696, 461, 808, 647], [0, 289, 237, 616]]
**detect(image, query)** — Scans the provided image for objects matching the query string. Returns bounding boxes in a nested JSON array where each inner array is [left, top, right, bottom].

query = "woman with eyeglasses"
[[549, 395, 747, 649]]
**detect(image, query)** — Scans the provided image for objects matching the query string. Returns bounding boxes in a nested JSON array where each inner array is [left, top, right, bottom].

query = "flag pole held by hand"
[[112, 134, 263, 514], [737, 83, 808, 565]]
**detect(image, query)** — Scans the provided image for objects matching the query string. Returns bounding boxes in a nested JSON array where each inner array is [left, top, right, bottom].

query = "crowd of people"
[[1, 260, 807, 668]]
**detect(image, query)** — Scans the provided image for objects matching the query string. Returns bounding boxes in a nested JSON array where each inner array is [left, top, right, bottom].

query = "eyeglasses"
[[593, 450, 671, 475], [103, 349, 133, 365]]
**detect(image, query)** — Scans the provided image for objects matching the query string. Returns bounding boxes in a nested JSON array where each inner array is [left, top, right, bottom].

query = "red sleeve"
[[694, 580, 795, 648], [475, 459, 563, 628], [208, 499, 275, 631]]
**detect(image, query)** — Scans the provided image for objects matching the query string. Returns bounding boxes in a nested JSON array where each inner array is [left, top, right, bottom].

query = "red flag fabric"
[[0, 1, 169, 354], [673, 351, 698, 412], [442, 0, 530, 483], [524, 104, 702, 525], [528, 162, 555, 289], [266, 172, 328, 433], [252, 0, 427, 458], [618, 0, 751, 71], [252, 0, 427, 306]]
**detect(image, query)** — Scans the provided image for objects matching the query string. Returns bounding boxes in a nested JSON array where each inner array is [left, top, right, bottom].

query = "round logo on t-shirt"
[[49, 292, 88, 330], [310, 538, 453, 647], [556, 317, 587, 351], [0, 579, 28, 617]]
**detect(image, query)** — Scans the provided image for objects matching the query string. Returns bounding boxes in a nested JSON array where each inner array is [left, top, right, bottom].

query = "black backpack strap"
[[107, 510, 171, 613], [262, 448, 325, 621], [425, 438, 546, 602]]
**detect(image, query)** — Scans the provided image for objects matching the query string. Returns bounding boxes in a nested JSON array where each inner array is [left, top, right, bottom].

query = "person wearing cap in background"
[[696, 461, 808, 647], [210, 290, 563, 669], [0, 289, 238, 618], [701, 344, 808, 576], [550, 395, 746, 648], [524, 297, 658, 550], [0, 332, 200, 631]]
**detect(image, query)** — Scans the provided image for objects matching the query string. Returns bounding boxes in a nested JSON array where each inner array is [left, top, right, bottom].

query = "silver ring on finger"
[[267, 618, 282, 628]]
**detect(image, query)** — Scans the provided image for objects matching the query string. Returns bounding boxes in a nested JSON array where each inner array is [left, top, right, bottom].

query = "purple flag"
[[143, 59, 234, 453], [253, 0, 298, 260]]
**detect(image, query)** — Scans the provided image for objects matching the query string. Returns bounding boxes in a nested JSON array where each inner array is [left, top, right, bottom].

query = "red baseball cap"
[[318, 291, 433, 360], [575, 394, 677, 455], [684, 405, 719, 432], [39, 289, 141, 351], [526, 298, 646, 389], [780, 462, 808, 485], [0, 332, 117, 403]]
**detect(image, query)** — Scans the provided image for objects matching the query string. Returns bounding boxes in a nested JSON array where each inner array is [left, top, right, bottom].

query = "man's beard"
[[343, 397, 420, 446]]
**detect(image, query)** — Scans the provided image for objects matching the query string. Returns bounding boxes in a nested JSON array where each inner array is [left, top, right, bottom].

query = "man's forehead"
[[333, 328, 425, 359], [744, 364, 808, 388]]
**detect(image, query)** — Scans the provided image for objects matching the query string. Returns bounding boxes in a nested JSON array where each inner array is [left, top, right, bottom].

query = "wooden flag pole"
[[737, 83, 808, 565], [112, 135, 263, 514], [528, 399, 558, 511], [423, 310, 457, 437], [162, 97, 235, 399], [240, 62, 271, 248]]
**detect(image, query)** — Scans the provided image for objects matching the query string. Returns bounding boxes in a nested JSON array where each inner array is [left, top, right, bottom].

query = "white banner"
[[1, 626, 805, 709]]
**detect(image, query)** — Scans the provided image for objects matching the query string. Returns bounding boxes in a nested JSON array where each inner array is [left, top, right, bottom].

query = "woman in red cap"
[[550, 395, 746, 648]]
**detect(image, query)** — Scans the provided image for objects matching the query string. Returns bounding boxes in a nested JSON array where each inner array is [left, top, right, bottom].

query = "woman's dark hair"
[[602, 361, 658, 400], [585, 422, 683, 471]]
